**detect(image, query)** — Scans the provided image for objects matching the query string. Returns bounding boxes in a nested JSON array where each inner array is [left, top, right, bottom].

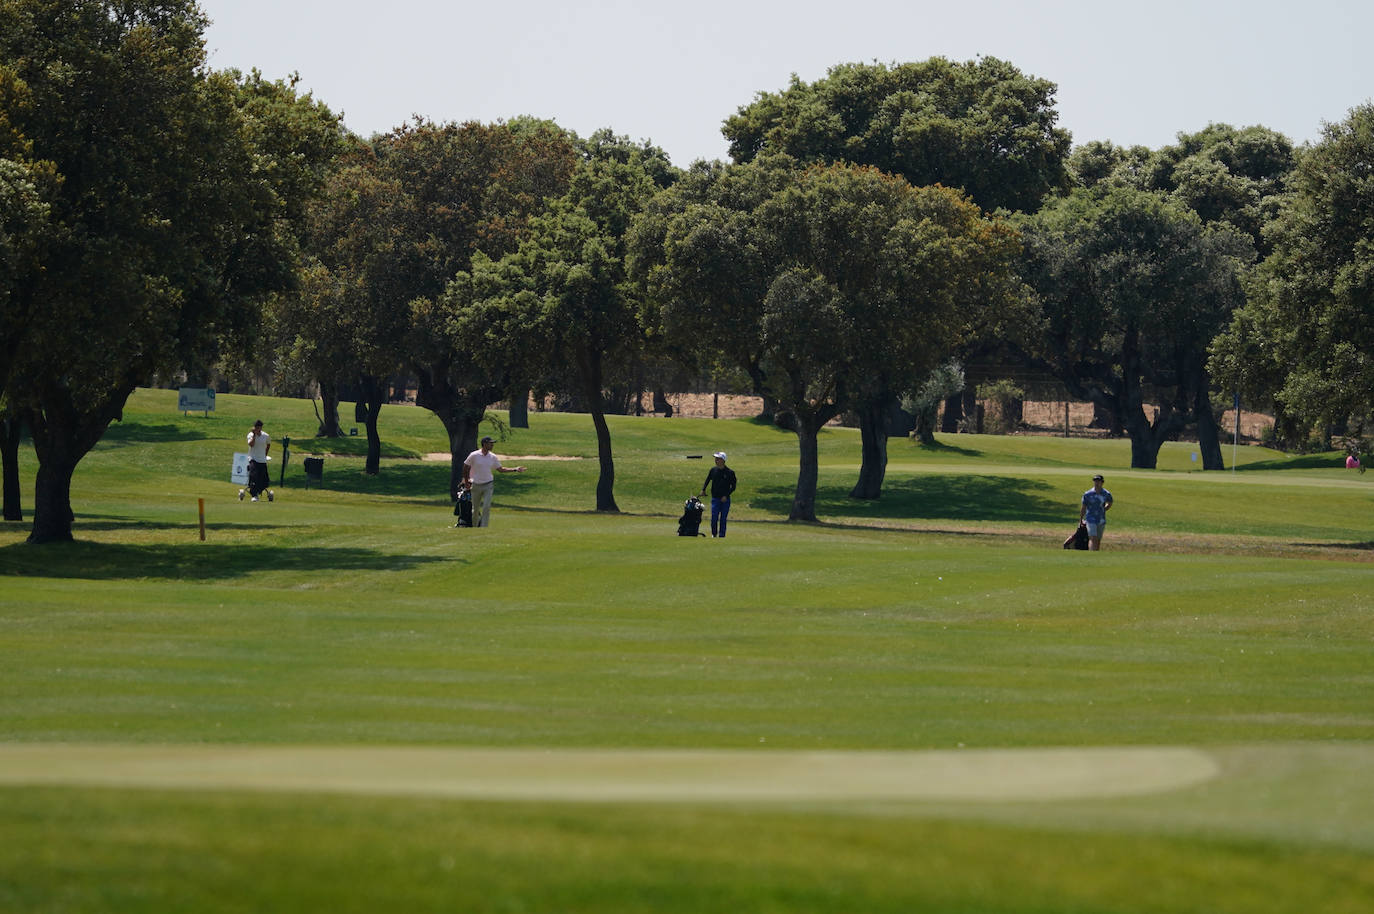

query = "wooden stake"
[[198, 498, 206, 541]]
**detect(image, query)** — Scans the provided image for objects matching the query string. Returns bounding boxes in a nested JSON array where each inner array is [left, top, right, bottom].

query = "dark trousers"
[[248, 460, 270, 496], [710, 496, 731, 537]]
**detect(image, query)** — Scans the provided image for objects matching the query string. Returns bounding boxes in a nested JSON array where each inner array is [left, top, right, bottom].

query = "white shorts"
[[1085, 521, 1105, 538]]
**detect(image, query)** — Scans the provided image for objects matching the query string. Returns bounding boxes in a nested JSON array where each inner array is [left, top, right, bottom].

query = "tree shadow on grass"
[[298, 460, 549, 504], [281, 460, 451, 501], [98, 422, 214, 446], [1291, 540, 1374, 551], [912, 440, 985, 459], [287, 436, 423, 459], [751, 474, 1066, 525], [0, 539, 456, 581], [1237, 453, 1348, 471]]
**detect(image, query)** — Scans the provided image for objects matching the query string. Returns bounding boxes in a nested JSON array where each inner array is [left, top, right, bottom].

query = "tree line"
[[2, 0, 1371, 541]]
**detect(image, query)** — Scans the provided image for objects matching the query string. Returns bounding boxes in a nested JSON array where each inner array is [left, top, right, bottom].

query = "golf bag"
[[1063, 523, 1089, 550], [677, 496, 706, 536], [453, 487, 473, 528]]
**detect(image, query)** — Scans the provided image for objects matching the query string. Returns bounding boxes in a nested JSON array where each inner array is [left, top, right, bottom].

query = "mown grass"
[[1, 388, 1372, 912], [3, 782, 1372, 914]]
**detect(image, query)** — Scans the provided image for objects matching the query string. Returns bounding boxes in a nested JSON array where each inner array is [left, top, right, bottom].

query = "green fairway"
[[1, 388, 1372, 912]]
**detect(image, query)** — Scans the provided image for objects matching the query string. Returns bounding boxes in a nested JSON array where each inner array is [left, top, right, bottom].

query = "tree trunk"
[[316, 379, 342, 438], [443, 398, 490, 499], [359, 376, 386, 476], [746, 364, 777, 423], [1195, 384, 1225, 470], [652, 388, 673, 417], [508, 389, 530, 428], [940, 393, 962, 432], [29, 451, 77, 543], [850, 397, 889, 500], [1119, 389, 1182, 469], [578, 349, 619, 513], [413, 363, 498, 500], [1007, 395, 1024, 428], [1124, 420, 1160, 468], [590, 406, 618, 512], [1089, 400, 1116, 430], [2, 414, 23, 522], [22, 385, 129, 544], [913, 404, 937, 446], [790, 413, 824, 522], [758, 393, 780, 423]]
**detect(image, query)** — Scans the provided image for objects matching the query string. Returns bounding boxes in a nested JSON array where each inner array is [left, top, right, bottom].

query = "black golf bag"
[[454, 488, 473, 527], [677, 496, 706, 536], [1063, 523, 1089, 550]]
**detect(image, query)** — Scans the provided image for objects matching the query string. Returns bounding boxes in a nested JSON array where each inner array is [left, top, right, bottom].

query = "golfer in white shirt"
[[461, 436, 525, 527]]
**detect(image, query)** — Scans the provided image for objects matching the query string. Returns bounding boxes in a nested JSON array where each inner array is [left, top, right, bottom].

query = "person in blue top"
[[1079, 473, 1113, 551], [700, 451, 737, 538]]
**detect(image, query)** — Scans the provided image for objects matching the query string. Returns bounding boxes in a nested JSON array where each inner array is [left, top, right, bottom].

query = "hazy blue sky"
[[198, 0, 1372, 166]]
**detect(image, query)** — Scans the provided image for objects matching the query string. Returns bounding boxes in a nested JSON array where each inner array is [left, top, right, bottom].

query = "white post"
[[1232, 391, 1240, 472]]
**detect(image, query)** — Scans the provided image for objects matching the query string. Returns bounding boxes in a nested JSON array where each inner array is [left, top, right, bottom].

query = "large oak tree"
[[637, 159, 1018, 520], [722, 57, 1067, 493], [453, 131, 674, 512], [331, 119, 577, 495], [1018, 185, 1251, 469], [0, 0, 346, 542]]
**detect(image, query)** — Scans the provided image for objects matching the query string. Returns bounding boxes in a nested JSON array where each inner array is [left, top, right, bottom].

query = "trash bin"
[[303, 456, 324, 489]]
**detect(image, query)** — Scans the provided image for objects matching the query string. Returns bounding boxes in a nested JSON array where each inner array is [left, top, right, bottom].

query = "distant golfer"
[[240, 419, 274, 503], [461, 436, 525, 527], [1079, 473, 1113, 551], [700, 451, 737, 538]]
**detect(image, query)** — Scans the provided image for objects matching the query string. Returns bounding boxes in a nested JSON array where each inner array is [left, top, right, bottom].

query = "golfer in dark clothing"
[[700, 451, 737, 538]]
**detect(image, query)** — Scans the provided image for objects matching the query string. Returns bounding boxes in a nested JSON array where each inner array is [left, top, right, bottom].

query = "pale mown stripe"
[[0, 745, 1219, 802]]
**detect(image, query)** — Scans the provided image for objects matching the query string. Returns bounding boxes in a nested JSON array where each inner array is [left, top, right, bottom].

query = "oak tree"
[[1018, 185, 1250, 469], [638, 158, 1017, 519], [459, 131, 674, 512], [356, 119, 576, 492], [1210, 104, 1374, 444], [0, 0, 346, 542]]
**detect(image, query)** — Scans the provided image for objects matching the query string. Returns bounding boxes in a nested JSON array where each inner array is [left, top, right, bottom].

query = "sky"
[[197, 0, 1373, 167]]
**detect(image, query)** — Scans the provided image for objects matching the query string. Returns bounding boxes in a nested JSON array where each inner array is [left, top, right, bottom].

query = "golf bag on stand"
[[454, 487, 473, 528], [1063, 522, 1089, 550], [677, 495, 706, 537]]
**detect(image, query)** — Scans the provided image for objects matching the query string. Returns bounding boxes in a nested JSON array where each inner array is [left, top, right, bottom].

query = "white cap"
[[713, 451, 727, 460]]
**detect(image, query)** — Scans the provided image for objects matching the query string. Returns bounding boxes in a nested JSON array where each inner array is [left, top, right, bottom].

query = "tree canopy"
[[1071, 124, 1295, 257], [1210, 104, 1374, 444], [723, 57, 1072, 213]]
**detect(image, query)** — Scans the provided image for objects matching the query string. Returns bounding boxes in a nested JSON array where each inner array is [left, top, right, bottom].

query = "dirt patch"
[[516, 395, 1275, 441], [653, 393, 765, 419], [1016, 402, 1273, 441]]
